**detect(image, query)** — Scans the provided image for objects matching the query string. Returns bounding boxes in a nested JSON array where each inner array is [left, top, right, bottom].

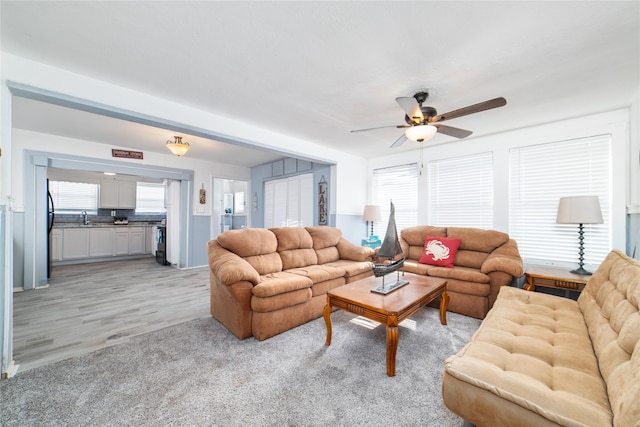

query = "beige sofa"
[[399, 226, 524, 319], [443, 249, 640, 427], [207, 226, 375, 340]]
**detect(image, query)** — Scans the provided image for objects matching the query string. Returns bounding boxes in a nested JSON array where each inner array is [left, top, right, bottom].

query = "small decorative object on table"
[[371, 201, 408, 295]]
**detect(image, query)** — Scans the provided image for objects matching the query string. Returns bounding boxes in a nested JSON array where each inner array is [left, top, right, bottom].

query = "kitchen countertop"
[[53, 222, 163, 228]]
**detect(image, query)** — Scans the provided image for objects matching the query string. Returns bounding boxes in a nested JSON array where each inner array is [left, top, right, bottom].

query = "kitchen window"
[[48, 181, 99, 214], [135, 182, 166, 214]]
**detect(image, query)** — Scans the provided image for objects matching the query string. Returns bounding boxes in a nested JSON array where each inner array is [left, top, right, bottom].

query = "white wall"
[[368, 109, 631, 254], [11, 129, 251, 218], [3, 53, 368, 217]]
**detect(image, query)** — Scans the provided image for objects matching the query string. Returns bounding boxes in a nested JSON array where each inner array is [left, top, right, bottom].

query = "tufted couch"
[[399, 226, 524, 319], [207, 226, 375, 340], [442, 249, 640, 427]]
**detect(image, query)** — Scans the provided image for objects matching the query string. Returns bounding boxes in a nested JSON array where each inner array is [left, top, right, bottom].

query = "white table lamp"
[[362, 205, 381, 238], [556, 196, 603, 275]]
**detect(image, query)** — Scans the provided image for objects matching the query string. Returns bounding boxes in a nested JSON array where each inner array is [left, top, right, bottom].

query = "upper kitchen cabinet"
[[100, 179, 137, 209]]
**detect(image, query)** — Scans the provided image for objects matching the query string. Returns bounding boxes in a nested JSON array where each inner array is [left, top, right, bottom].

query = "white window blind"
[[49, 181, 98, 214], [510, 135, 610, 267], [264, 174, 313, 228], [136, 182, 166, 213], [427, 152, 494, 229], [372, 163, 418, 238]]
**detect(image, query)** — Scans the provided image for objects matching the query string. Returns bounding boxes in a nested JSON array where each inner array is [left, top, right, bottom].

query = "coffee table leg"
[[440, 288, 449, 325], [324, 297, 332, 346], [386, 314, 399, 377]]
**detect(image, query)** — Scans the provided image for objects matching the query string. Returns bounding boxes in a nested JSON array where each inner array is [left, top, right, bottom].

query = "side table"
[[524, 265, 591, 297]]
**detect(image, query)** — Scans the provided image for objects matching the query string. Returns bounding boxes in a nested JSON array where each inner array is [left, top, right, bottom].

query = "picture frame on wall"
[[319, 176, 327, 225]]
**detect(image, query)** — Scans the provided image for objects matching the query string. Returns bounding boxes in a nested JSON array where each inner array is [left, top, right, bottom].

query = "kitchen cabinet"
[[62, 228, 89, 259], [115, 228, 130, 255], [100, 180, 137, 209], [128, 227, 145, 254], [89, 228, 114, 257], [145, 226, 155, 254], [50, 229, 62, 261]]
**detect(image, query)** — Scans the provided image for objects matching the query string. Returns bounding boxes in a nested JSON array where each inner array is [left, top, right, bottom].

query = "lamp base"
[[570, 267, 592, 276]]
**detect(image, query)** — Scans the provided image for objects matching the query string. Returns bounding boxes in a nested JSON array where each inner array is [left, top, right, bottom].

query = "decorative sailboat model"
[[371, 201, 409, 295]]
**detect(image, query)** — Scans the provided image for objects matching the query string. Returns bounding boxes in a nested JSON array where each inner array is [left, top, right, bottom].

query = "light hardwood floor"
[[12, 257, 211, 373]]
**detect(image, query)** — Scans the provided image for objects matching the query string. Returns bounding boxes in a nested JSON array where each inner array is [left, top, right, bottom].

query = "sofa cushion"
[[325, 259, 372, 279], [307, 226, 343, 264], [252, 272, 313, 298], [251, 288, 311, 313], [454, 249, 489, 269], [402, 259, 434, 275], [244, 253, 283, 276], [271, 227, 314, 250], [419, 235, 461, 268], [217, 228, 277, 257], [446, 227, 509, 253], [306, 226, 342, 248], [401, 226, 447, 246], [271, 227, 318, 270], [315, 246, 340, 264], [578, 250, 640, 426], [285, 264, 346, 284], [444, 286, 612, 426], [427, 266, 490, 284]]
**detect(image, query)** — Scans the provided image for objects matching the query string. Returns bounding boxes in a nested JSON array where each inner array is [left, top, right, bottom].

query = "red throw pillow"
[[418, 235, 461, 268]]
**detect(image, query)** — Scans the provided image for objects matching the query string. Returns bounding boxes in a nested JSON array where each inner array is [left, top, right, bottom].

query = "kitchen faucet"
[[82, 210, 89, 225]]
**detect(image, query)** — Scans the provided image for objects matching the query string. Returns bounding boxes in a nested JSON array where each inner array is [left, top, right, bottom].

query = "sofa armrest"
[[336, 238, 375, 262], [207, 240, 261, 286], [480, 239, 524, 278]]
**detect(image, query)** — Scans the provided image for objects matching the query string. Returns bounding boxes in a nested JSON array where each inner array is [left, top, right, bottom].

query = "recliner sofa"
[[207, 226, 375, 340]]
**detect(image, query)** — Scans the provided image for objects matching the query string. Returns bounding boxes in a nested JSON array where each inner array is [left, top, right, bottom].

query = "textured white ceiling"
[[2, 1, 639, 166]]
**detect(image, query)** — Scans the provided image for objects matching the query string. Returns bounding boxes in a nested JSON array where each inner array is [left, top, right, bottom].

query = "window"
[[372, 163, 418, 238], [135, 182, 166, 213], [48, 181, 98, 214], [510, 135, 610, 267], [264, 174, 313, 227], [427, 152, 494, 229]]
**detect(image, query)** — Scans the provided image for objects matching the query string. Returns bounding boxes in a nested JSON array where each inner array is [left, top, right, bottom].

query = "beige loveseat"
[[443, 249, 640, 427], [207, 226, 375, 340], [399, 226, 524, 319]]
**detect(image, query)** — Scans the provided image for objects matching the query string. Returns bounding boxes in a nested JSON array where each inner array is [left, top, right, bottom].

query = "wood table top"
[[328, 273, 447, 314]]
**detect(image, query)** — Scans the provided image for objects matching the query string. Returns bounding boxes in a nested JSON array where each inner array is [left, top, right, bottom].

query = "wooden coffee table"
[[323, 273, 448, 377]]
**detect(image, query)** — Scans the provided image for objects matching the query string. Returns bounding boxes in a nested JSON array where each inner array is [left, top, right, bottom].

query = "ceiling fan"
[[351, 91, 506, 148]]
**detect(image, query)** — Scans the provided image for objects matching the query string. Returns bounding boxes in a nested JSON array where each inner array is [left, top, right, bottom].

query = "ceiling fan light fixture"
[[405, 124, 437, 142], [166, 136, 190, 156]]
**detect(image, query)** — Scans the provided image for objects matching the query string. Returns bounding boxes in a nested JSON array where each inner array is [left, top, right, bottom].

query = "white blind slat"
[[372, 163, 418, 238], [136, 182, 166, 213], [428, 152, 494, 229], [49, 181, 98, 214], [509, 135, 610, 267]]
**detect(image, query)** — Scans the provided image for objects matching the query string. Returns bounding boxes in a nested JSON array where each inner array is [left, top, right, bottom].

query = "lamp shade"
[[362, 205, 381, 222], [556, 196, 603, 224], [405, 124, 437, 142], [166, 136, 190, 156]]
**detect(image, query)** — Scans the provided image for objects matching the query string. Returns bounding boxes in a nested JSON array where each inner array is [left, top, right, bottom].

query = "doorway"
[[211, 178, 249, 239]]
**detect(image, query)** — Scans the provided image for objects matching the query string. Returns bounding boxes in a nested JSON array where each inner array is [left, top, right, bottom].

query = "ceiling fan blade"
[[431, 97, 506, 123], [435, 124, 473, 139], [350, 125, 408, 133], [395, 96, 423, 122], [390, 134, 407, 148]]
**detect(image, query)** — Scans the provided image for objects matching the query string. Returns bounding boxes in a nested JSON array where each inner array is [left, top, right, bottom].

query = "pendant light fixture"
[[405, 124, 437, 142], [166, 136, 190, 156]]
